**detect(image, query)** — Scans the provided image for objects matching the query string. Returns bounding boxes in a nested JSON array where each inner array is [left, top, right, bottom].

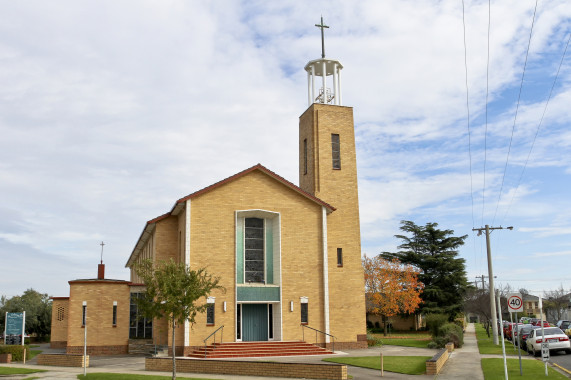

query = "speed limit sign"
[[507, 293, 523, 313]]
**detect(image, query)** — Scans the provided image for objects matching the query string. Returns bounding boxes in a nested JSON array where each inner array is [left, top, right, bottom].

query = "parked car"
[[526, 327, 571, 356], [519, 325, 540, 351], [530, 318, 540, 325], [502, 321, 510, 336], [513, 324, 529, 341], [532, 320, 550, 327], [556, 320, 570, 329], [506, 323, 523, 341], [520, 317, 531, 324]]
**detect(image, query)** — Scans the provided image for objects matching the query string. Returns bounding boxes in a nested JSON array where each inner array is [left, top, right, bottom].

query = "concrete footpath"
[[434, 322, 483, 379]]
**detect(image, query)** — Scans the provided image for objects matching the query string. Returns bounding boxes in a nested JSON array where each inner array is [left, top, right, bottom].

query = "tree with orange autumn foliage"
[[363, 256, 423, 336]]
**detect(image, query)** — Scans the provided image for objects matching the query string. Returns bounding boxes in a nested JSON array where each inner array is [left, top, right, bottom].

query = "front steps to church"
[[188, 340, 334, 358]]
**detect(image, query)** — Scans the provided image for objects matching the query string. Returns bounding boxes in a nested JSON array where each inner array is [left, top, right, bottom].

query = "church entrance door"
[[242, 304, 268, 341]]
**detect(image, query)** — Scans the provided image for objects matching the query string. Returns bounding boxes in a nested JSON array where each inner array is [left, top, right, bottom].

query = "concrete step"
[[188, 340, 333, 358]]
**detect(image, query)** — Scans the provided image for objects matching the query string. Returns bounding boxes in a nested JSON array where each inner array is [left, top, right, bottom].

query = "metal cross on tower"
[[100, 241, 105, 264], [315, 16, 329, 59]]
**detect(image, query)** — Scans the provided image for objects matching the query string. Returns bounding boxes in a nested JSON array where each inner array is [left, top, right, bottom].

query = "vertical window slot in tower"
[[331, 134, 341, 169]]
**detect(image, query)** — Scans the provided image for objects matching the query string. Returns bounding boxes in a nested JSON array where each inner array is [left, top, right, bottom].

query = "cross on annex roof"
[[315, 16, 329, 59], [100, 241, 105, 264]]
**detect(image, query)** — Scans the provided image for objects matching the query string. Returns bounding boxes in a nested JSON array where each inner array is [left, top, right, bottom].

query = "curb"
[[552, 362, 571, 376]]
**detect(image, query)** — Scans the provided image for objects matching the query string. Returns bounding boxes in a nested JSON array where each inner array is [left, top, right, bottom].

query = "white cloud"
[[0, 0, 570, 297]]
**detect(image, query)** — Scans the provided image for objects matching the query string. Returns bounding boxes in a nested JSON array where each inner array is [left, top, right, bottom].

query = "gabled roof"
[[172, 163, 335, 212], [125, 164, 335, 268]]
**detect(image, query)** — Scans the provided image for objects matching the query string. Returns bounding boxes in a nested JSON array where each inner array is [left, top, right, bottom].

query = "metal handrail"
[[301, 324, 336, 353], [203, 325, 224, 358]]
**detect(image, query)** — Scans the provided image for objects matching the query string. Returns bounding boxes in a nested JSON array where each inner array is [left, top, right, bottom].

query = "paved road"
[[548, 349, 571, 373]]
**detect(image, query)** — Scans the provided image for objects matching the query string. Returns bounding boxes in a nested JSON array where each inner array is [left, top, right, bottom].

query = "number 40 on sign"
[[507, 293, 523, 313]]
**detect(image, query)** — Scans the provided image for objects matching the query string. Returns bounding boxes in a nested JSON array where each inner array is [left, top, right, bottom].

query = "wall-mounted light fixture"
[[290, 301, 294, 312], [223, 301, 227, 312]]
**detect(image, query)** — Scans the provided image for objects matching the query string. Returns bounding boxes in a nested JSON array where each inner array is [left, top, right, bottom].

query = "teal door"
[[242, 304, 268, 341]]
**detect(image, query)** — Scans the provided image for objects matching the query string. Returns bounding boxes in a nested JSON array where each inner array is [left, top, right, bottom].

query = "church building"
[[50, 38, 367, 355]]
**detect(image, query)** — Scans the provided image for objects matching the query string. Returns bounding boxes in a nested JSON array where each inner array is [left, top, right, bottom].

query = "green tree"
[[0, 289, 52, 341], [382, 220, 469, 318], [134, 259, 224, 380]]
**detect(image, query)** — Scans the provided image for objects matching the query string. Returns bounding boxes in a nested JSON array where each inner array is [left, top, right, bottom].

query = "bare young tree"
[[543, 285, 570, 322]]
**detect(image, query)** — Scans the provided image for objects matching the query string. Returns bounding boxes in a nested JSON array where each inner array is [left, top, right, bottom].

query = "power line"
[[461, 0, 479, 272], [462, 0, 474, 230], [492, 0, 538, 225], [501, 32, 571, 225], [482, 0, 490, 227]]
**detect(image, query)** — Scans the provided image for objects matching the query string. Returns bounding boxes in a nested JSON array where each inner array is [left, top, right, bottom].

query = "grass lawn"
[[481, 358, 568, 380], [475, 324, 518, 356], [77, 374, 214, 380], [323, 355, 431, 375], [371, 331, 432, 348], [371, 331, 431, 338], [0, 367, 47, 375]]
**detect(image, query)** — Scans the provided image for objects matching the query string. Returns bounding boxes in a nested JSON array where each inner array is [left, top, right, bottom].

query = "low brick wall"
[[0, 353, 11, 363], [446, 342, 455, 353], [146, 357, 347, 380], [37, 354, 89, 368], [426, 348, 449, 375]]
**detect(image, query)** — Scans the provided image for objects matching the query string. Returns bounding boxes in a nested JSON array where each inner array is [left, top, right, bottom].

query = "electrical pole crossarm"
[[473, 224, 514, 345]]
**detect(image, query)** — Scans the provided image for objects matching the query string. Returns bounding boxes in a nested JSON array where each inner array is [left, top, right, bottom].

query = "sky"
[[1, 0, 570, 300]]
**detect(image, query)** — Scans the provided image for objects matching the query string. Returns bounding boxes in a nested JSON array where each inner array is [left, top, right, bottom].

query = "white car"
[[526, 327, 571, 356]]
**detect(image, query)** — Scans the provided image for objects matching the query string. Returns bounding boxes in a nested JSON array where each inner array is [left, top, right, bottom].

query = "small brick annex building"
[[50, 52, 368, 355]]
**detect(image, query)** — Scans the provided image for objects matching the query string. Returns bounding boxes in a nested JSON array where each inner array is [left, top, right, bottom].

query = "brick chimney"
[[97, 263, 105, 279]]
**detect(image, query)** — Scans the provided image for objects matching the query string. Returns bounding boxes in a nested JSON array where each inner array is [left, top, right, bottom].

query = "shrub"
[[366, 333, 382, 347], [0, 345, 31, 361], [427, 341, 439, 349], [425, 314, 449, 338], [437, 323, 464, 348]]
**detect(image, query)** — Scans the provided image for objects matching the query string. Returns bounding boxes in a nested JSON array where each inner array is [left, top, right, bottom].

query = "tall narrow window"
[[245, 218, 264, 283], [206, 304, 215, 325], [331, 134, 341, 169], [337, 248, 343, 267], [303, 138, 308, 174], [179, 231, 182, 261], [236, 304, 241, 340], [112, 301, 118, 325], [268, 304, 274, 339], [300, 302, 308, 325], [82, 302, 87, 326], [206, 297, 215, 325]]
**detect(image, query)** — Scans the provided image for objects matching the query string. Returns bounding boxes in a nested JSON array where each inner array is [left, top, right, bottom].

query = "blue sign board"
[[5, 312, 24, 335]]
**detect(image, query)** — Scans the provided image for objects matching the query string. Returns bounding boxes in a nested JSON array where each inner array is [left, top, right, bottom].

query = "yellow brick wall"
[[185, 170, 325, 346], [154, 216, 179, 263], [67, 282, 130, 349], [37, 354, 89, 367], [299, 104, 366, 344], [146, 357, 347, 380], [426, 348, 449, 375], [50, 298, 69, 346]]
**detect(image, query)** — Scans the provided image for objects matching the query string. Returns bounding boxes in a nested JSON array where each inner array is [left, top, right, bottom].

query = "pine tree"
[[382, 220, 469, 318]]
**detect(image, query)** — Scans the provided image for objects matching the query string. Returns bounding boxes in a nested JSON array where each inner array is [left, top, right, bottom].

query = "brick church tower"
[[298, 20, 366, 346]]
